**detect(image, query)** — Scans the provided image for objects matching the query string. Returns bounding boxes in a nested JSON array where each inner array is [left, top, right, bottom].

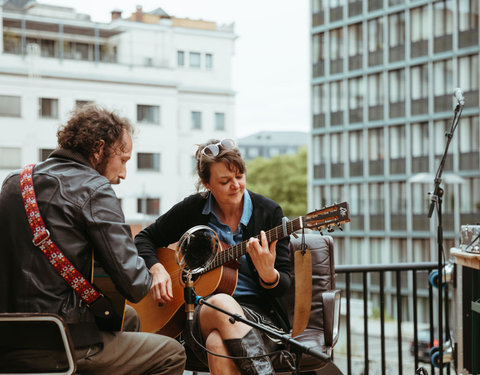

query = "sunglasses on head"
[[201, 138, 236, 157]]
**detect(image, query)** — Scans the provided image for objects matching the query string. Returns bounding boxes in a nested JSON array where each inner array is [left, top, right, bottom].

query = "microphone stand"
[[187, 288, 330, 375], [427, 99, 463, 373]]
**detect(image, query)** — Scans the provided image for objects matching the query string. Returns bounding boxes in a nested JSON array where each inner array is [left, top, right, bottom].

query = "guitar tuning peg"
[[327, 227, 335, 233], [338, 225, 343, 231], [319, 230, 324, 236]]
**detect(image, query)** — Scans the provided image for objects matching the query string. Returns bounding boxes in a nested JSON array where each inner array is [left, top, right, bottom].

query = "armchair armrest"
[[322, 289, 341, 347]]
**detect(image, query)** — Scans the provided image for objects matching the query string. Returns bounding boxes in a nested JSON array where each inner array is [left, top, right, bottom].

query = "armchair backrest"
[[286, 233, 336, 331]]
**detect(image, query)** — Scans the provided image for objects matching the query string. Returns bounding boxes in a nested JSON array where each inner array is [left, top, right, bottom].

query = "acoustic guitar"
[[128, 202, 350, 338]]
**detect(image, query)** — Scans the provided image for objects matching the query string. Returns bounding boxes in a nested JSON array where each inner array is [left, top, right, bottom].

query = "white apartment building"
[[0, 0, 236, 226]]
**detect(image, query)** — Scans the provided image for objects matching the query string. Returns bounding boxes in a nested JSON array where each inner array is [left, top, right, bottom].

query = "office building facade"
[[310, 0, 479, 320]]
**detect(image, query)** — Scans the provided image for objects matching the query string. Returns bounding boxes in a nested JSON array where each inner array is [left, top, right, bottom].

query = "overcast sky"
[[38, 0, 311, 138]]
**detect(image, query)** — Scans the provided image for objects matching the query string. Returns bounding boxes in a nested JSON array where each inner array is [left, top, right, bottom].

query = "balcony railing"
[[335, 262, 440, 374]]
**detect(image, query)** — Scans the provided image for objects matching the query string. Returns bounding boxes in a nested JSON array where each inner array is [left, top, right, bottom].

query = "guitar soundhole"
[[180, 270, 200, 285]]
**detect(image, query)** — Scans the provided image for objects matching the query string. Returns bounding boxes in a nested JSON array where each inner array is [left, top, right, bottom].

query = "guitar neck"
[[204, 216, 303, 272]]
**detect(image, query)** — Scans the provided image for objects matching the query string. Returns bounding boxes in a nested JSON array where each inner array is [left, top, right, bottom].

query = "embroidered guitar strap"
[[20, 164, 107, 310]]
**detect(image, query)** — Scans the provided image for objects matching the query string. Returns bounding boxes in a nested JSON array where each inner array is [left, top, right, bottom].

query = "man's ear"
[[95, 140, 106, 160]]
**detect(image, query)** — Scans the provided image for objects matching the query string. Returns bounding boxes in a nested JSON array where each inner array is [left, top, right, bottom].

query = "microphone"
[[184, 276, 196, 322], [454, 88, 465, 106]]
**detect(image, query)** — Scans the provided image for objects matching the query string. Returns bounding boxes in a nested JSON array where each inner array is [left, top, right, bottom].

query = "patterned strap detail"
[[20, 164, 100, 305]]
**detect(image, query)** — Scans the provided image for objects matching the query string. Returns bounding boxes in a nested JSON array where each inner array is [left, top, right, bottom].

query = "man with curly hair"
[[0, 105, 186, 374]]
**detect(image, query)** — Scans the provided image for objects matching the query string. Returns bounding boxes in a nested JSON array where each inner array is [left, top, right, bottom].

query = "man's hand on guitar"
[[246, 230, 278, 285], [149, 263, 173, 304]]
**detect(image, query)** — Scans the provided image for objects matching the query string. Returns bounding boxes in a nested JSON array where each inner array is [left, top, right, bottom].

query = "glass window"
[[330, 132, 345, 164], [39, 98, 58, 119], [370, 238, 387, 264], [369, 182, 384, 214], [330, 28, 343, 60], [411, 122, 429, 157], [215, 112, 225, 130], [349, 183, 365, 215], [368, 17, 383, 52], [391, 238, 408, 263], [459, 116, 480, 153], [390, 182, 407, 214], [411, 6, 429, 42], [137, 198, 160, 216], [205, 53, 213, 69], [189, 52, 201, 68], [458, 0, 479, 31], [411, 64, 428, 100], [0, 147, 21, 169], [330, 80, 344, 112], [433, 60, 453, 96], [389, 12, 405, 47], [434, 0, 454, 36], [39, 148, 54, 161], [348, 23, 362, 57], [389, 69, 405, 103], [0, 95, 21, 117], [312, 33, 325, 63], [75, 100, 94, 109], [390, 125, 406, 159], [137, 152, 160, 171], [137, 105, 160, 124], [349, 130, 363, 162], [368, 128, 384, 160], [349, 77, 363, 109], [459, 54, 479, 92], [368, 73, 383, 106], [177, 51, 185, 66], [191, 111, 202, 129]]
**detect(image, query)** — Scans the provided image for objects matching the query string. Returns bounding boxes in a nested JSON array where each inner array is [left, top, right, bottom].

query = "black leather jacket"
[[0, 150, 152, 348]]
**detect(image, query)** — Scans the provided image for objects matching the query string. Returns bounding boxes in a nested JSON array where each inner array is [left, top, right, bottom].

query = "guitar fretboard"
[[202, 216, 303, 273]]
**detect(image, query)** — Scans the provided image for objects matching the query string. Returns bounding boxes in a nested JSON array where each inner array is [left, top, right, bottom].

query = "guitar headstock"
[[302, 202, 350, 233]]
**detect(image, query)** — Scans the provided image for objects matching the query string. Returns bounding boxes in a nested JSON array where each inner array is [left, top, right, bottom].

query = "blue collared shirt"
[[202, 191, 260, 296]]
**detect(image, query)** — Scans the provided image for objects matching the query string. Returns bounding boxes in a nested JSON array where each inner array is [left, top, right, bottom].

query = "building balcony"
[[434, 94, 453, 113], [411, 98, 428, 116], [459, 151, 480, 171], [368, 0, 383, 11], [463, 89, 479, 109], [411, 39, 428, 58], [330, 58, 344, 74], [390, 157, 406, 175], [412, 156, 429, 173], [331, 162, 344, 178], [349, 108, 363, 124], [368, 50, 383, 67], [331, 110, 344, 126], [389, 101, 405, 118], [314, 163, 326, 179], [368, 104, 383, 121], [330, 6, 343, 22], [348, 0, 363, 17], [389, 44, 405, 62], [459, 29, 479, 48], [370, 213, 385, 230], [312, 11, 324, 27], [350, 161, 364, 176], [312, 61, 325, 77], [313, 113, 326, 129], [369, 159, 384, 175], [348, 54, 362, 71], [391, 213, 407, 230], [434, 33, 453, 53]]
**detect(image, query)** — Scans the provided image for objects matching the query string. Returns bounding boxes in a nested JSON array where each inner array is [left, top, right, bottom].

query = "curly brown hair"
[[57, 104, 133, 172], [194, 139, 246, 192]]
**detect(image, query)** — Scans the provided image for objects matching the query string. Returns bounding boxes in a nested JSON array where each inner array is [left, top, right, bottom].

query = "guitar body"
[[128, 246, 239, 337]]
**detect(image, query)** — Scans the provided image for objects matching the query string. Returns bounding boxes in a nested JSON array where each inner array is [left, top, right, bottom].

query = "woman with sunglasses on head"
[[135, 138, 291, 375]]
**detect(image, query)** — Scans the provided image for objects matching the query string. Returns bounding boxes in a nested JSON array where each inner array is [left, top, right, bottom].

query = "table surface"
[[451, 247, 480, 270]]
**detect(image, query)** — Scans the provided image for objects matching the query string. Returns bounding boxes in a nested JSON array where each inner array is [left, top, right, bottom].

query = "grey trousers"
[[76, 305, 186, 375]]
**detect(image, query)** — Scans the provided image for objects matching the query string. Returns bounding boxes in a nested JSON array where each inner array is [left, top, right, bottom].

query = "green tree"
[[246, 147, 307, 217]]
